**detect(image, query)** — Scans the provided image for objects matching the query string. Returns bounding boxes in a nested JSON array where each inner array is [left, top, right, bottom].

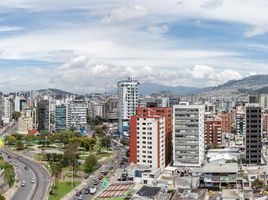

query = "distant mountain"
[[139, 82, 212, 96], [201, 74, 268, 98], [34, 88, 74, 96]]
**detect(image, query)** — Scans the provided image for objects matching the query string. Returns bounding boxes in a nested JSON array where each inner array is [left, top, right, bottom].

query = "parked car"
[[78, 195, 83, 200], [93, 177, 99, 185], [76, 190, 82, 196], [90, 187, 97, 194]]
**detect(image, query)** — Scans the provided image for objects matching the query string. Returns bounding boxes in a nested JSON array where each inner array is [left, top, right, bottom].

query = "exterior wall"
[[17, 110, 33, 134], [263, 113, 268, 133], [129, 115, 165, 170], [136, 107, 173, 166], [236, 106, 245, 135], [220, 112, 232, 133], [173, 104, 205, 167], [205, 120, 222, 145], [117, 78, 139, 137], [246, 105, 262, 164]]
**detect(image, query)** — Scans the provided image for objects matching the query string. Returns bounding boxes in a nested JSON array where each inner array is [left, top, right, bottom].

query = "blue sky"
[[0, 0, 268, 92]]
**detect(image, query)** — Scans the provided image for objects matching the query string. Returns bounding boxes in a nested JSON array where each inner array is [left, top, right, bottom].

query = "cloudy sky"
[[0, 0, 268, 93]]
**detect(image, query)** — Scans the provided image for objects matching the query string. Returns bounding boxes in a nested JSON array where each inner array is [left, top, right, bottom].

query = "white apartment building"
[[118, 78, 139, 137], [69, 99, 87, 130], [173, 104, 205, 167], [18, 109, 33, 134], [236, 106, 246, 135], [130, 115, 165, 170]]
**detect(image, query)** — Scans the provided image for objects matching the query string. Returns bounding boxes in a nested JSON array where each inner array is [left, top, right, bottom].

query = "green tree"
[[84, 154, 98, 174], [95, 127, 105, 137], [4, 135, 17, 145], [81, 137, 96, 151], [12, 111, 21, 121], [0, 194, 5, 200], [51, 162, 63, 187], [100, 136, 111, 152], [16, 141, 24, 150], [252, 178, 264, 191]]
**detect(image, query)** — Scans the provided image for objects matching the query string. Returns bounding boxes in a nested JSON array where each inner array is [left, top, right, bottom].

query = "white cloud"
[[147, 24, 169, 34], [0, 26, 23, 32]]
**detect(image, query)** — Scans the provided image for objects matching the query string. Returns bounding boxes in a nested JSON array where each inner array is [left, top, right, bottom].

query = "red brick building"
[[205, 120, 222, 145], [220, 111, 232, 133]]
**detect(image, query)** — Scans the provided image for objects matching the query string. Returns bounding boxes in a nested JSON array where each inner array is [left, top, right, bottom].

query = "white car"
[[78, 195, 83, 200], [21, 180, 26, 187], [31, 179, 35, 183], [90, 186, 97, 194]]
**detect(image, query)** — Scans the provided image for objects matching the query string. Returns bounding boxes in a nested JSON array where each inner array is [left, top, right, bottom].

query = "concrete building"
[[69, 99, 87, 130], [263, 112, 268, 133], [129, 110, 165, 170], [173, 104, 205, 167], [17, 109, 33, 134], [117, 78, 139, 137], [14, 96, 27, 112], [245, 100, 262, 165], [55, 104, 69, 131], [37, 100, 50, 131], [136, 107, 173, 166], [204, 119, 222, 145]]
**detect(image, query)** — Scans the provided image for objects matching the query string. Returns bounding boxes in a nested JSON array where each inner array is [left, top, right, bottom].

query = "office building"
[[37, 100, 50, 131], [55, 104, 69, 131], [136, 107, 173, 166], [236, 106, 245, 135], [129, 111, 165, 170], [69, 99, 87, 130], [118, 78, 139, 137], [245, 95, 262, 164], [173, 104, 205, 167]]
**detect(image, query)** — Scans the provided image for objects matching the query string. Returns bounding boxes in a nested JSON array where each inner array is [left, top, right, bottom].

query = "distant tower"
[[117, 78, 139, 137]]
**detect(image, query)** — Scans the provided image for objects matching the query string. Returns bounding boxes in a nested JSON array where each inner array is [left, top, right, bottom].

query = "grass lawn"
[[96, 152, 112, 160], [34, 153, 46, 161], [48, 181, 80, 200]]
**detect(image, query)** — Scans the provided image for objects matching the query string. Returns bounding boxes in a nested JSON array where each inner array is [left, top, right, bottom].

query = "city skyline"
[[1, 0, 268, 92]]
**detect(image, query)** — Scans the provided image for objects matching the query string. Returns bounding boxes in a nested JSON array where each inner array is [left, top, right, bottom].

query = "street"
[[0, 148, 51, 200], [70, 140, 128, 200]]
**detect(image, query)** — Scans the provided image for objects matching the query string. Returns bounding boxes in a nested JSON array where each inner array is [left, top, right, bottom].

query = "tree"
[[0, 194, 5, 200], [252, 178, 264, 191], [100, 136, 111, 152], [12, 111, 21, 121], [51, 162, 63, 187], [84, 154, 98, 174], [25, 133, 37, 143], [4, 135, 17, 145], [16, 141, 24, 150], [81, 137, 96, 151], [95, 127, 105, 137], [64, 143, 78, 188]]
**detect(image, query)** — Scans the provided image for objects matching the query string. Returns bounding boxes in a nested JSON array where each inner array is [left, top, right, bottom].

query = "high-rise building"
[[204, 119, 222, 145], [220, 111, 232, 133], [263, 112, 268, 133], [117, 78, 139, 137], [236, 106, 245, 135], [173, 104, 205, 167], [136, 107, 173, 166], [55, 104, 69, 131], [69, 99, 87, 130], [245, 95, 262, 165], [37, 100, 50, 131], [129, 111, 165, 170], [14, 96, 27, 112], [17, 109, 33, 134]]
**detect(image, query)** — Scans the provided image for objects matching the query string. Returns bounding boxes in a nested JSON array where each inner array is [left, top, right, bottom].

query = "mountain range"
[[23, 74, 268, 97]]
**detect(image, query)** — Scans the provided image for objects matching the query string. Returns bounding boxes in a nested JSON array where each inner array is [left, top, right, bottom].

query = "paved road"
[[71, 141, 128, 200], [0, 148, 51, 200]]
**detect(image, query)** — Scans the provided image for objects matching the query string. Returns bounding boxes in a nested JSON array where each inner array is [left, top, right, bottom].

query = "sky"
[[1, 0, 268, 93]]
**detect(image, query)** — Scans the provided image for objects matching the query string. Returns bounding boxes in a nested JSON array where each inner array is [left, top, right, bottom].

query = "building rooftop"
[[202, 163, 239, 173], [136, 186, 161, 198]]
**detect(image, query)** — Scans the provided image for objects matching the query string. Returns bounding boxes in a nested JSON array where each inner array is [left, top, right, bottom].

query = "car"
[[83, 184, 89, 190], [76, 190, 82, 196], [84, 189, 90, 194], [78, 195, 83, 200], [31, 179, 35, 183], [93, 176, 100, 185], [89, 186, 97, 194], [21, 180, 26, 187], [101, 170, 108, 175], [24, 166, 29, 170]]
